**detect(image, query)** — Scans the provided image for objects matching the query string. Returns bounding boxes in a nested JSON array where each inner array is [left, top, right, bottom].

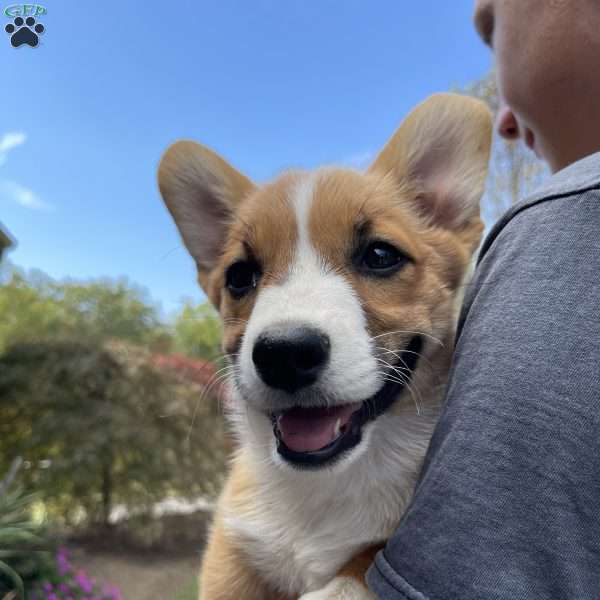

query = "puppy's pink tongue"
[[277, 403, 361, 453]]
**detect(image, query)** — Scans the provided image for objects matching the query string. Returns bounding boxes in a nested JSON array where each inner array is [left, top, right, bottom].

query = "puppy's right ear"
[[158, 141, 256, 291]]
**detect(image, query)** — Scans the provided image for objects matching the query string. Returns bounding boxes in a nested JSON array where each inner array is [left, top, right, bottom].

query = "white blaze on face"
[[238, 172, 381, 407]]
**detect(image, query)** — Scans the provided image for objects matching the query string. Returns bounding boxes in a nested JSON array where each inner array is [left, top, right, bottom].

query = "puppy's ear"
[[158, 141, 256, 291], [369, 93, 492, 243]]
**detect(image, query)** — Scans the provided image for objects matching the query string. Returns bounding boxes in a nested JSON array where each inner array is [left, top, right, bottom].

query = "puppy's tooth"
[[334, 418, 341, 438]]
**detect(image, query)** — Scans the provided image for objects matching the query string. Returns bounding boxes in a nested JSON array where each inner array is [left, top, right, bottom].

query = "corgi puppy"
[[158, 93, 492, 600]]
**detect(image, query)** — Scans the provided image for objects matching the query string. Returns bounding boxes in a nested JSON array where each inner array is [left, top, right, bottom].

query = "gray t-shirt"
[[367, 152, 600, 600]]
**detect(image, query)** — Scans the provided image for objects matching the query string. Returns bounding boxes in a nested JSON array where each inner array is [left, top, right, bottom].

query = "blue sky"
[[1, 0, 492, 316]]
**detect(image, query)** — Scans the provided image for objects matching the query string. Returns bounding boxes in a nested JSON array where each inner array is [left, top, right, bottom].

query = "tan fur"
[[369, 94, 491, 232], [308, 170, 481, 364], [157, 140, 256, 300], [208, 173, 301, 349], [337, 545, 384, 582], [157, 93, 492, 600], [201, 460, 293, 600]]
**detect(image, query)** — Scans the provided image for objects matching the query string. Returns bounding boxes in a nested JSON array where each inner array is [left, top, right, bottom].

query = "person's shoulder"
[[479, 151, 600, 263]]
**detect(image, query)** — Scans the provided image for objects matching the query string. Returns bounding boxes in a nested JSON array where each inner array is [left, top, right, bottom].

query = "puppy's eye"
[[360, 242, 408, 276], [225, 260, 261, 298]]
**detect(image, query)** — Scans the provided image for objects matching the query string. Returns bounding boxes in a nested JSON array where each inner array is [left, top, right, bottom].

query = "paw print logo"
[[5, 16, 45, 47]]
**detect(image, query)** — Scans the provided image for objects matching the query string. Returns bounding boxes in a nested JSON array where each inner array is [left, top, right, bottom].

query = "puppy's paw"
[[299, 576, 375, 600]]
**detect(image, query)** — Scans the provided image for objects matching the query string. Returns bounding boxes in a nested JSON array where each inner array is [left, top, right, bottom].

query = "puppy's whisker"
[[397, 349, 443, 387], [377, 346, 441, 387], [371, 330, 444, 348], [404, 378, 425, 416], [188, 366, 239, 440], [205, 366, 239, 397], [376, 357, 424, 415], [375, 357, 412, 377], [380, 373, 423, 416], [389, 356, 427, 414], [209, 373, 235, 414], [214, 371, 239, 414], [204, 368, 237, 404]]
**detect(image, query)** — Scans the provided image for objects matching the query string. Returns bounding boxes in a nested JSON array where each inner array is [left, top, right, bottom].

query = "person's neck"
[[551, 138, 600, 173]]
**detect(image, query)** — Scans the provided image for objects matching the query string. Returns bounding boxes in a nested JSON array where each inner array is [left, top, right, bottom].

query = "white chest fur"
[[222, 406, 438, 596]]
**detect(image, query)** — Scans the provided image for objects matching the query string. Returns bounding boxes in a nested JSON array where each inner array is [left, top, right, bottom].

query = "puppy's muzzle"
[[252, 325, 330, 393]]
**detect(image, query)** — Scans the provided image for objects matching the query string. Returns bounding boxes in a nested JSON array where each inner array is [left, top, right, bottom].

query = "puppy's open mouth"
[[271, 336, 422, 468]]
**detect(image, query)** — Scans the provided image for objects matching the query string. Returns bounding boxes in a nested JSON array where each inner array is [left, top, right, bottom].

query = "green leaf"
[[0, 560, 24, 600]]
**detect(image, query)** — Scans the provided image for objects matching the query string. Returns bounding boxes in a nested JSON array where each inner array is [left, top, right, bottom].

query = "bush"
[[0, 462, 55, 599], [0, 340, 228, 529], [28, 548, 122, 600], [0, 478, 124, 600], [173, 301, 222, 362]]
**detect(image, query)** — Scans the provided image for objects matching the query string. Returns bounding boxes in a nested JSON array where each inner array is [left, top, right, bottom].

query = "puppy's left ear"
[[158, 140, 256, 299], [369, 93, 492, 246]]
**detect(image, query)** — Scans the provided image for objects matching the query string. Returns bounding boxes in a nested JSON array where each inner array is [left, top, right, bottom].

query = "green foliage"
[[173, 301, 222, 362], [174, 578, 199, 600], [0, 269, 170, 354], [0, 268, 225, 364], [0, 339, 228, 529], [58, 279, 162, 345], [29, 547, 123, 600], [0, 253, 230, 566], [0, 271, 65, 355], [0, 469, 55, 599], [0, 463, 126, 600], [0, 267, 229, 533]]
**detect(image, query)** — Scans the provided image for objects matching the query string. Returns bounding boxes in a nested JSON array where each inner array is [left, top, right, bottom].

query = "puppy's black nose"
[[252, 326, 330, 393]]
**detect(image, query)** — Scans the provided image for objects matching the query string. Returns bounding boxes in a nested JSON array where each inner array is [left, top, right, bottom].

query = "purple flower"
[[56, 547, 73, 577], [59, 582, 71, 594], [74, 570, 94, 594], [103, 584, 123, 600], [43, 546, 123, 600]]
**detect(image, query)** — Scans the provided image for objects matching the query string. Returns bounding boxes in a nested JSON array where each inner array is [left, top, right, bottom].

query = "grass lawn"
[[73, 544, 200, 600], [174, 578, 199, 600]]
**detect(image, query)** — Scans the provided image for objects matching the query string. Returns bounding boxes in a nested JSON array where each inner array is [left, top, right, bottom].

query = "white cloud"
[[0, 131, 53, 212], [0, 180, 53, 212], [0, 131, 26, 166]]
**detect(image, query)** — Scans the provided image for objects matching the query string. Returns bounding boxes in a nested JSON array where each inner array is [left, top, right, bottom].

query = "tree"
[[173, 300, 223, 362], [0, 269, 171, 353], [0, 339, 228, 529], [464, 72, 548, 223], [0, 271, 65, 354]]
